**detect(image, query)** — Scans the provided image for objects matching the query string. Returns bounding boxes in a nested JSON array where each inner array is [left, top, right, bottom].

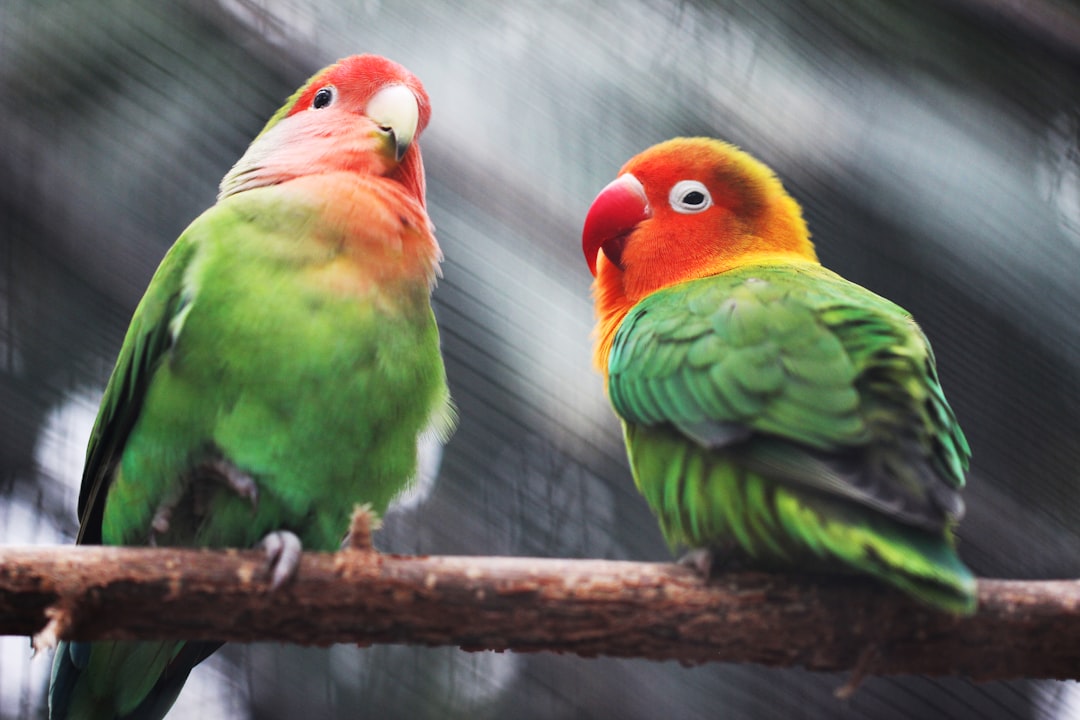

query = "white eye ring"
[[669, 180, 713, 214], [312, 86, 336, 109]]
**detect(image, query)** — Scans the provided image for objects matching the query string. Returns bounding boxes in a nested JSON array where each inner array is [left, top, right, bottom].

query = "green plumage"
[[49, 54, 447, 720], [85, 188, 451, 551], [51, 158, 453, 720], [609, 262, 975, 613], [51, 183, 452, 720]]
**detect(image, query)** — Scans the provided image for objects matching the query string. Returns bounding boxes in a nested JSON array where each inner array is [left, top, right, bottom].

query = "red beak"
[[581, 173, 650, 276]]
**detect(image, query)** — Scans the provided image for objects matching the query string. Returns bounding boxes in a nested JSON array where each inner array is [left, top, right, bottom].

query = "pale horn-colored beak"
[[366, 83, 420, 162]]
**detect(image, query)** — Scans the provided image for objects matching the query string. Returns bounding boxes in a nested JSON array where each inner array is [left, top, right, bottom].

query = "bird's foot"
[[200, 458, 259, 510], [150, 459, 258, 543], [678, 548, 716, 580], [149, 484, 187, 543], [149, 507, 172, 543], [678, 546, 746, 581], [260, 530, 303, 590]]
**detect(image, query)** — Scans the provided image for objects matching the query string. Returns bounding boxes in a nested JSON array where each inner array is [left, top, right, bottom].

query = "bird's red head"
[[285, 54, 431, 140], [221, 54, 431, 203]]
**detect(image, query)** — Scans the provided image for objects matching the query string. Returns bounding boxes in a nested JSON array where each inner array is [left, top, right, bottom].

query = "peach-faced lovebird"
[[49, 54, 454, 719], [582, 137, 974, 614]]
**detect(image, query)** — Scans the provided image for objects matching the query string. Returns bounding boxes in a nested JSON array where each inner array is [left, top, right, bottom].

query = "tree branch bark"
[[1, 544, 1077, 682]]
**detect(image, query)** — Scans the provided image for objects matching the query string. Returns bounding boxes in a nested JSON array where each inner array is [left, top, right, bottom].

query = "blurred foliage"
[[2, 0, 1080, 718]]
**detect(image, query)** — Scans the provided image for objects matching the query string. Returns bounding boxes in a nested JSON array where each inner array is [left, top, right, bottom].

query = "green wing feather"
[[609, 262, 975, 613], [76, 240, 196, 545], [52, 234, 212, 720]]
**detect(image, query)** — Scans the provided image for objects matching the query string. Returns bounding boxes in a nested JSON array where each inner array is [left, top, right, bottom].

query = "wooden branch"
[[1, 544, 1077, 682]]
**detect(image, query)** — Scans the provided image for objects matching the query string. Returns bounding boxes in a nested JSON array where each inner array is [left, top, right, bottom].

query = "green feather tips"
[[612, 264, 976, 615]]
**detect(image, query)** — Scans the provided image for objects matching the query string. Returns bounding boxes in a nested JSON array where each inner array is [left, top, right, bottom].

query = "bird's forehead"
[[284, 58, 412, 116], [285, 57, 429, 133], [623, 151, 757, 215], [626, 145, 718, 183], [623, 156, 715, 200]]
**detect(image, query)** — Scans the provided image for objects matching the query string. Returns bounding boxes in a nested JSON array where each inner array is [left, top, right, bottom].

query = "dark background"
[[2, 1, 1080, 718]]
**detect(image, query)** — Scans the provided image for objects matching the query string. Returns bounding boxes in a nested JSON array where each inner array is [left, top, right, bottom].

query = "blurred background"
[[3, 0, 1080, 718]]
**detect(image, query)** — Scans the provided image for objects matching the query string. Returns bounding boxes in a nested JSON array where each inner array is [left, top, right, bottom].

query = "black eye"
[[312, 87, 335, 109], [669, 180, 713, 214]]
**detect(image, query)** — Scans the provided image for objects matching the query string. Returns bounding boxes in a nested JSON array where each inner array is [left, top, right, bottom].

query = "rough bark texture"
[[1, 544, 1077, 681]]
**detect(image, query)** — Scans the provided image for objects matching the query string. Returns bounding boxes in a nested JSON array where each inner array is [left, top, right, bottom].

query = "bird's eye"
[[312, 86, 335, 109], [669, 180, 713, 214]]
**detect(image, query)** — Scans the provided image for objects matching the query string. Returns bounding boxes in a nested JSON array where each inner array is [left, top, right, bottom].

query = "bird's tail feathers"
[[774, 489, 977, 615]]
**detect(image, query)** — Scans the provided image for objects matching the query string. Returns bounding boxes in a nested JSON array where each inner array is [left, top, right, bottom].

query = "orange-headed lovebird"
[[49, 55, 454, 719], [582, 137, 974, 614]]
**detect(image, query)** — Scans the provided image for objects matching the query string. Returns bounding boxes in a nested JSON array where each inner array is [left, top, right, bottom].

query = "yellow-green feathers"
[[609, 265, 974, 614]]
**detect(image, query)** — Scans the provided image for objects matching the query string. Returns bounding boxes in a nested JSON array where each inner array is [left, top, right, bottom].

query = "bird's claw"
[[204, 458, 259, 510], [150, 507, 173, 541], [678, 548, 716, 580], [148, 459, 258, 544], [148, 486, 185, 543], [260, 530, 303, 590]]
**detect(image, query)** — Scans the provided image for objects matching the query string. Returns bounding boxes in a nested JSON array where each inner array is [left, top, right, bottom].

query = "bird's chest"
[[176, 252, 428, 405]]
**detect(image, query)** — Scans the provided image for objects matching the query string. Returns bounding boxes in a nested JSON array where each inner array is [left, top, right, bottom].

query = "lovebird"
[[581, 137, 975, 614], [49, 54, 454, 719]]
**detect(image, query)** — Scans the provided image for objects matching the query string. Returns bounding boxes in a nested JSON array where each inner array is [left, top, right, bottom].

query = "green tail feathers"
[[630, 428, 977, 615], [772, 489, 977, 615], [50, 640, 216, 720]]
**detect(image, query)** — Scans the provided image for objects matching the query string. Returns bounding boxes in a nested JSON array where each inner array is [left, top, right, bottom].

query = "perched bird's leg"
[[260, 530, 303, 590], [678, 548, 716, 580], [678, 545, 745, 582], [199, 458, 259, 510], [149, 459, 258, 543], [149, 484, 187, 543]]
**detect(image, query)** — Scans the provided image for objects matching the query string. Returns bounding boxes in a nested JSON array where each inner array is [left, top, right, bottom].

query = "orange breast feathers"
[[279, 172, 441, 298]]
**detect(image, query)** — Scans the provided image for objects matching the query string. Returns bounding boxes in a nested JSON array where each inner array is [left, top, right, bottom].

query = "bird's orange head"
[[582, 137, 818, 372]]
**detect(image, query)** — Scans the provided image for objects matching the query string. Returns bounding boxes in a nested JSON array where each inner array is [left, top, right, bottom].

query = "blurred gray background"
[[3, 1, 1080, 718]]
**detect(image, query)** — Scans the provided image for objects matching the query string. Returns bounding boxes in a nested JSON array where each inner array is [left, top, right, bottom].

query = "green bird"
[[581, 137, 975, 614], [49, 54, 454, 719]]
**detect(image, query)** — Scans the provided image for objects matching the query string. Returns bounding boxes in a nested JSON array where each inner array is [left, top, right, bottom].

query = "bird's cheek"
[[332, 125, 398, 176]]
